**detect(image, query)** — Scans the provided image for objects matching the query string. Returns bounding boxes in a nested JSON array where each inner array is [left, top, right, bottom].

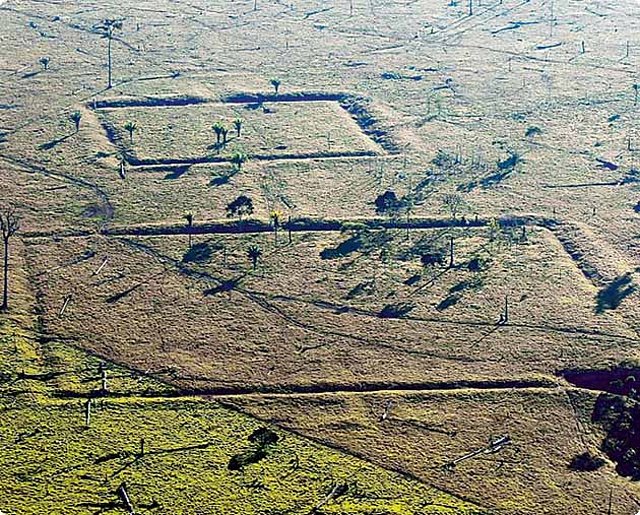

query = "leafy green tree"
[[226, 195, 254, 221], [123, 121, 137, 144], [374, 191, 403, 217], [70, 111, 82, 133], [230, 151, 249, 171], [247, 245, 262, 270], [221, 126, 229, 145]]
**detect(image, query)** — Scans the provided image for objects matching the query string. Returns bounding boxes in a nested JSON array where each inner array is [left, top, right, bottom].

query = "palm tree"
[[270, 78, 281, 95], [124, 121, 137, 144], [39, 57, 51, 71], [95, 19, 123, 88], [234, 118, 243, 137], [1, 207, 20, 312], [212, 122, 224, 145], [184, 213, 194, 248], [230, 151, 248, 171], [247, 245, 262, 270], [70, 111, 83, 133]]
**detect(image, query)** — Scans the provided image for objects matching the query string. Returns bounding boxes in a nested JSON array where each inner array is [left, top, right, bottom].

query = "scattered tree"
[[234, 118, 244, 137], [634, 83, 639, 106], [70, 111, 82, 133], [39, 57, 51, 71], [270, 210, 283, 243], [230, 151, 249, 171], [247, 245, 262, 270], [442, 193, 464, 220], [226, 195, 254, 221], [213, 122, 225, 145], [184, 212, 194, 248], [221, 126, 229, 145], [95, 19, 123, 88], [1, 207, 20, 312], [374, 190, 403, 217], [270, 78, 281, 95], [123, 121, 137, 144]]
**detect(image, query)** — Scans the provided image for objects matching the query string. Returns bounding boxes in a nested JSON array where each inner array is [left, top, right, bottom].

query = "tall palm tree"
[[184, 213, 194, 248], [95, 19, 123, 89]]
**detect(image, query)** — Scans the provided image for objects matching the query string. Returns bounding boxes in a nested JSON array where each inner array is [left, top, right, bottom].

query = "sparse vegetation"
[[4, 1, 640, 514]]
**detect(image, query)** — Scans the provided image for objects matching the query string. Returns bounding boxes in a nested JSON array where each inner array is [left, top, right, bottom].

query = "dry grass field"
[[2, 0, 640, 512]]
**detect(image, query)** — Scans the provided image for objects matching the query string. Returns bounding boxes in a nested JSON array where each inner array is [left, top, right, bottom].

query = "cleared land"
[[97, 98, 383, 164], [1, 0, 640, 513]]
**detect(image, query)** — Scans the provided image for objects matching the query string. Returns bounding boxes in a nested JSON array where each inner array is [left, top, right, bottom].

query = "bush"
[[569, 452, 606, 472]]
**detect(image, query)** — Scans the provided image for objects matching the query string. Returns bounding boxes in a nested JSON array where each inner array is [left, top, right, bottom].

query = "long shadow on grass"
[[596, 273, 637, 314], [39, 132, 74, 151]]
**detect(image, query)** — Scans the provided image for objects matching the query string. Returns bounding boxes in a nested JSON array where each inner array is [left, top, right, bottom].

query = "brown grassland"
[[2, 0, 640, 513]]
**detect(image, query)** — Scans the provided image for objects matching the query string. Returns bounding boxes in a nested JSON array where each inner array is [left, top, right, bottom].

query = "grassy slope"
[[0, 318, 484, 515]]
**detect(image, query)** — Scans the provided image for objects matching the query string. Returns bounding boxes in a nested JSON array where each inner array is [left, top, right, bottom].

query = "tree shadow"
[[21, 70, 42, 79], [39, 132, 74, 151], [163, 165, 191, 180], [596, 273, 637, 313]]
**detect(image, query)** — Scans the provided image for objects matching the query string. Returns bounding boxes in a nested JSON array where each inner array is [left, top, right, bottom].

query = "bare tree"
[[1, 207, 20, 312], [442, 193, 464, 220]]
